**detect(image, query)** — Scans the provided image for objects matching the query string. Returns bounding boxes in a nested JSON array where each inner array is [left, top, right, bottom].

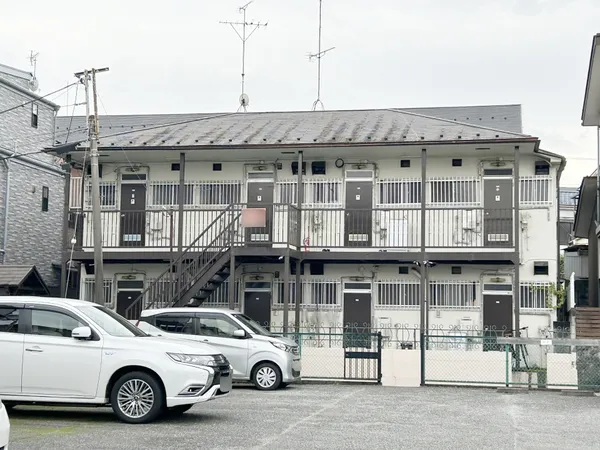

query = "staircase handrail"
[[125, 204, 238, 317], [169, 212, 241, 304]]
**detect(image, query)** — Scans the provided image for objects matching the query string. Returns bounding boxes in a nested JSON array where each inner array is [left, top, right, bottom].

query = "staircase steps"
[[574, 307, 600, 339], [124, 205, 242, 319]]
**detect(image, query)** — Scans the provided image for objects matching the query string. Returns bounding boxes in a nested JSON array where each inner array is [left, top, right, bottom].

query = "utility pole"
[[75, 67, 109, 305], [220, 1, 268, 112], [309, 0, 335, 111]]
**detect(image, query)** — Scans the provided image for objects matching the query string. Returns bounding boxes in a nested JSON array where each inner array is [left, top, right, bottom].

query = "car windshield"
[[76, 305, 148, 337], [232, 313, 274, 336]]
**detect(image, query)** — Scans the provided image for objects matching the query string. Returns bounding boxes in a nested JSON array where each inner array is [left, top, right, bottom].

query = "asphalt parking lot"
[[7, 384, 600, 450]]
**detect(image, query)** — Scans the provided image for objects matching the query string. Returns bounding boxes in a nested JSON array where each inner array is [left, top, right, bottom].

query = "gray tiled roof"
[[54, 104, 525, 147], [401, 104, 522, 133], [0, 265, 38, 286], [54, 107, 533, 150]]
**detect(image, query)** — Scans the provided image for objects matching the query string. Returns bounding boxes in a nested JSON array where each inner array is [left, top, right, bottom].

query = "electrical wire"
[[97, 94, 137, 171], [62, 82, 85, 296], [63, 146, 88, 297], [0, 82, 78, 116]]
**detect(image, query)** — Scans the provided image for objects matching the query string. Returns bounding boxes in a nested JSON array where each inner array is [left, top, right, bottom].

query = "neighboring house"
[[559, 186, 578, 248], [0, 63, 65, 296], [51, 104, 564, 338], [571, 33, 600, 338]]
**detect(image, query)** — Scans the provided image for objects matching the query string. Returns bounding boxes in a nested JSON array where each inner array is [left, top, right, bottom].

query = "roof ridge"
[[0, 62, 32, 80], [389, 108, 531, 137]]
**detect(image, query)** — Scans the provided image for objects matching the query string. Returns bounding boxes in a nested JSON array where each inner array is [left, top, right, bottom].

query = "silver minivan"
[[135, 308, 301, 390]]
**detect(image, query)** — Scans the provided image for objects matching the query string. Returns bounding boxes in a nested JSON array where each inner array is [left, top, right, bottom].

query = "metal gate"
[[343, 331, 383, 382], [289, 331, 383, 383]]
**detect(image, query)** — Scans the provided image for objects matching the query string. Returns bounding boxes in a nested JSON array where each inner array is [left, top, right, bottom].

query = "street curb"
[[497, 387, 530, 394], [561, 390, 596, 397]]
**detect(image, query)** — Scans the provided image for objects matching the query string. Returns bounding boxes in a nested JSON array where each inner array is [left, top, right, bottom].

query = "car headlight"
[[270, 341, 296, 353], [167, 353, 220, 367]]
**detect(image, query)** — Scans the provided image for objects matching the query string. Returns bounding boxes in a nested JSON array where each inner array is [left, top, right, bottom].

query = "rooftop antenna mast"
[[220, 1, 268, 112], [28, 50, 40, 92], [309, 0, 335, 111]]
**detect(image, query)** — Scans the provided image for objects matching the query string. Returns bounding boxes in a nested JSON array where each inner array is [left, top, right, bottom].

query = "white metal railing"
[[376, 178, 422, 206], [520, 176, 552, 205], [149, 180, 243, 208], [275, 179, 343, 207], [427, 177, 481, 207], [82, 180, 118, 210], [376, 280, 420, 308], [71, 175, 554, 211], [375, 280, 480, 309], [429, 280, 479, 309], [70, 177, 83, 209], [82, 278, 114, 308], [520, 282, 552, 310], [273, 279, 341, 309]]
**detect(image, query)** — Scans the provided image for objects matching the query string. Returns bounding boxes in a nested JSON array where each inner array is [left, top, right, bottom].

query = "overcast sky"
[[2, 0, 600, 186]]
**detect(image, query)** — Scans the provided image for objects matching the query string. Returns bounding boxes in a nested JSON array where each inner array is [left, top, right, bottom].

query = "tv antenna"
[[28, 50, 40, 92], [220, 1, 268, 112], [308, 0, 335, 111]]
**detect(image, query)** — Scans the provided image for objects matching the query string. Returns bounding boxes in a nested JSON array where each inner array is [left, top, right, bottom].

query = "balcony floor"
[[72, 247, 518, 265]]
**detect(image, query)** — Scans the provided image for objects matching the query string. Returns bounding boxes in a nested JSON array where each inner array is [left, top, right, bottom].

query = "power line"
[[0, 146, 55, 161], [0, 82, 78, 116]]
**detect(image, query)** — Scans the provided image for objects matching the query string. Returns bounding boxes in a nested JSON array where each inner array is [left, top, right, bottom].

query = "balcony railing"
[[72, 204, 300, 250], [72, 203, 515, 251], [69, 175, 554, 211]]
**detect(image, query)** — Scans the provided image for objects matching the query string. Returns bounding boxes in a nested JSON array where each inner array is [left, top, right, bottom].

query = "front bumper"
[[166, 364, 233, 408], [0, 404, 9, 449], [282, 356, 302, 383]]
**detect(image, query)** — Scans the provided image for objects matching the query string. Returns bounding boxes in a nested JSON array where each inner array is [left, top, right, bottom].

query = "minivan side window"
[[0, 306, 20, 333], [196, 314, 240, 338], [154, 315, 195, 334], [31, 309, 85, 338]]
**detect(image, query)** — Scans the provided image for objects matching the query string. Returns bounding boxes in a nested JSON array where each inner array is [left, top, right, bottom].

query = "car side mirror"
[[72, 326, 92, 340], [233, 329, 248, 339]]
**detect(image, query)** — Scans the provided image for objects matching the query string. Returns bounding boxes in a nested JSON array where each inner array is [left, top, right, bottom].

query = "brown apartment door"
[[120, 184, 146, 247], [344, 179, 373, 247], [245, 181, 274, 245], [483, 177, 513, 248]]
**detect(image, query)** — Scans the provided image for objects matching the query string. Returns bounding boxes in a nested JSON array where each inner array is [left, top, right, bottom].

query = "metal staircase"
[[124, 205, 241, 319]]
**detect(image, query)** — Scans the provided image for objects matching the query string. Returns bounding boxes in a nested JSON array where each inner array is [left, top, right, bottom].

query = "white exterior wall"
[[83, 259, 556, 338]]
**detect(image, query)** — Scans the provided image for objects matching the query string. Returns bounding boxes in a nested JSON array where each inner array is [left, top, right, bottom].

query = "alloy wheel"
[[117, 379, 155, 419]]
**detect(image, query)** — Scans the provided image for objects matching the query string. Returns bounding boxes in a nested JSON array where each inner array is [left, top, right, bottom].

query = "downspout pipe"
[[1, 147, 16, 263], [556, 155, 567, 319]]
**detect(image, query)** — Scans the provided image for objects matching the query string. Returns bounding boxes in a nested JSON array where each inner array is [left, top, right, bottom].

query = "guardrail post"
[[377, 332, 383, 384], [505, 344, 510, 387], [420, 331, 426, 386]]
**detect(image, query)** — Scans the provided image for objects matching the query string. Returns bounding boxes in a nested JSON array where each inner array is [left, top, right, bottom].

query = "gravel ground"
[[6, 384, 600, 450]]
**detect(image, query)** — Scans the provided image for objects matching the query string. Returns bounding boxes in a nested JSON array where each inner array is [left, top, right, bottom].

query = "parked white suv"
[[0, 297, 232, 424], [0, 400, 9, 450], [136, 308, 301, 390]]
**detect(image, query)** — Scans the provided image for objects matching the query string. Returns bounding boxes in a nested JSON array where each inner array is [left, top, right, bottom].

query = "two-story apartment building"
[[0, 63, 65, 296], [51, 105, 564, 338]]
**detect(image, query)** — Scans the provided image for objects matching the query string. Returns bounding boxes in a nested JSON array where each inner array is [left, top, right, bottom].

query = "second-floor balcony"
[[70, 204, 516, 253], [68, 175, 552, 254]]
